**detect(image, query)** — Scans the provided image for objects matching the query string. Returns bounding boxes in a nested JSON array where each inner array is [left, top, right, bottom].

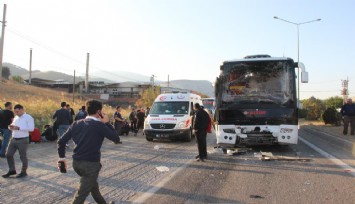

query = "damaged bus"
[[214, 55, 308, 147]]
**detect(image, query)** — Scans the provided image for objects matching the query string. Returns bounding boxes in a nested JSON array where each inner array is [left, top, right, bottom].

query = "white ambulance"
[[144, 92, 202, 142]]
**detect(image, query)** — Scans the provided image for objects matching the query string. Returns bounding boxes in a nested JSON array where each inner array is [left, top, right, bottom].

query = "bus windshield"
[[220, 61, 295, 107], [150, 102, 189, 115], [202, 99, 215, 110]]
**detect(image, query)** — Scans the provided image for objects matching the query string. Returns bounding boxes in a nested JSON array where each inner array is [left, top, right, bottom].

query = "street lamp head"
[[273, 16, 279, 19], [317, 18, 321, 21]]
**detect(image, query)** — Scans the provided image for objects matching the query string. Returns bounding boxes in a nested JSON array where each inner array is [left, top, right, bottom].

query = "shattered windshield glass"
[[221, 61, 295, 106], [202, 99, 215, 110]]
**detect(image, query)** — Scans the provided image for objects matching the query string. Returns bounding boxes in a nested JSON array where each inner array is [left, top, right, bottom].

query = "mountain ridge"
[[3, 62, 214, 97]]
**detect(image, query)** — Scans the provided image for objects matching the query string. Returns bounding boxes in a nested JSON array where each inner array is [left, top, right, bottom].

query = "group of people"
[[0, 99, 211, 203], [127, 107, 147, 136], [111, 106, 150, 137]]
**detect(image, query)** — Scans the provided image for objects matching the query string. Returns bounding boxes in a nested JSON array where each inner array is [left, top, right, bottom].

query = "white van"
[[144, 92, 202, 142]]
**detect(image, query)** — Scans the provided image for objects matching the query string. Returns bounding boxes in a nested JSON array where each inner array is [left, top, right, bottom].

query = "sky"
[[1, 0, 355, 99]]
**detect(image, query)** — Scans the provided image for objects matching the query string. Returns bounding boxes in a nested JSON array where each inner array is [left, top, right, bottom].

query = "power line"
[[6, 25, 147, 83], [7, 26, 84, 65]]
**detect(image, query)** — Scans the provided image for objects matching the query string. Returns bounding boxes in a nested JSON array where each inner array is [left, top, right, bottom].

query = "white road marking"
[[131, 158, 194, 203], [302, 126, 353, 145], [299, 136, 355, 177]]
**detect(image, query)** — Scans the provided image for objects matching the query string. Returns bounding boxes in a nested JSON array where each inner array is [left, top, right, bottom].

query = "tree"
[[135, 86, 161, 108], [323, 96, 343, 109], [1, 66, 11, 79], [302, 96, 325, 120]]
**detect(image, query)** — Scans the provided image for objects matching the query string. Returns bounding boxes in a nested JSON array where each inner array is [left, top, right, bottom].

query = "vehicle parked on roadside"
[[144, 92, 202, 142]]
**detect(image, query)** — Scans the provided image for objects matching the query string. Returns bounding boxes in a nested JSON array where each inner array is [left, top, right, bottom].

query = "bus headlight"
[[223, 129, 236, 134]]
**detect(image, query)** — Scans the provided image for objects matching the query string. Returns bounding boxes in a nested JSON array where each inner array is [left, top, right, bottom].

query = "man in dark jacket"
[[58, 100, 120, 204], [135, 109, 145, 136], [129, 108, 137, 133], [193, 103, 210, 162], [340, 98, 355, 135], [0, 102, 14, 157], [53, 102, 72, 138]]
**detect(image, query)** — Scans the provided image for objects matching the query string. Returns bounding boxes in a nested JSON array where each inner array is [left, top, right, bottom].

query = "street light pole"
[[274, 16, 321, 105]]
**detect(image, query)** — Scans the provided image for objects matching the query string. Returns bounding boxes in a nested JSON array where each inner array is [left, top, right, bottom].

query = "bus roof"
[[222, 56, 294, 64]]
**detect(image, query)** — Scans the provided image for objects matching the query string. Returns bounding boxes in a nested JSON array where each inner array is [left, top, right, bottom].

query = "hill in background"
[[4, 62, 214, 97], [160, 80, 214, 97]]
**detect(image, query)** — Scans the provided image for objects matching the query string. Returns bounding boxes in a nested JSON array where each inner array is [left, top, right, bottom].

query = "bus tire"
[[146, 136, 153, 142]]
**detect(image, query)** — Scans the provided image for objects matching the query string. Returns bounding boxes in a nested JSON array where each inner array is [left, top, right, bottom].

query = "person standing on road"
[[75, 106, 88, 121], [129, 108, 137, 133], [57, 100, 120, 204], [340, 98, 355, 135], [193, 103, 210, 162], [145, 107, 150, 117], [114, 106, 125, 136], [66, 104, 75, 124], [0, 102, 14, 157], [2, 104, 34, 178], [53, 102, 72, 138], [135, 109, 145, 136]]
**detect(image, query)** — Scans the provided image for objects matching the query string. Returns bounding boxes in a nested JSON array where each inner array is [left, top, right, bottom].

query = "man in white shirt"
[[2, 104, 34, 178]]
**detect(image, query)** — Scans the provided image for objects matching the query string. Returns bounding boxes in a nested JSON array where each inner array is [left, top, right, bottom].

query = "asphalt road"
[[134, 127, 355, 204], [0, 126, 354, 204]]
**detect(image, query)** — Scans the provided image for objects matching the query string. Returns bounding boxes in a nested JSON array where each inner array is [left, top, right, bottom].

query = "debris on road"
[[209, 147, 224, 154], [154, 145, 165, 150], [304, 181, 311, 185], [156, 166, 170, 172], [259, 151, 312, 162], [225, 148, 251, 156], [250, 195, 265, 199]]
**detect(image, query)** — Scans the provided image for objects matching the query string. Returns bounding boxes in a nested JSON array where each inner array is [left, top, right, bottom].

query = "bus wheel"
[[146, 136, 153, 142]]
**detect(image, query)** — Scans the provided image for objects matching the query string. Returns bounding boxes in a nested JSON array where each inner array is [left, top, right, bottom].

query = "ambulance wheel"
[[184, 130, 192, 142], [146, 136, 153, 142]]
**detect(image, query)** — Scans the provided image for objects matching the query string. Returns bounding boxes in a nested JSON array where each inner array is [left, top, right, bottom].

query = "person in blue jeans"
[[53, 102, 72, 146], [0, 102, 14, 157]]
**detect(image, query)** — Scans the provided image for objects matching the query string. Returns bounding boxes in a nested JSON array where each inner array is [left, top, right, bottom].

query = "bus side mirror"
[[301, 71, 309, 83]]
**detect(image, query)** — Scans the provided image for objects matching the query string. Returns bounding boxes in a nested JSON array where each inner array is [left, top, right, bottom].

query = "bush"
[[303, 96, 325, 120], [298, 109, 307, 119], [322, 107, 341, 126]]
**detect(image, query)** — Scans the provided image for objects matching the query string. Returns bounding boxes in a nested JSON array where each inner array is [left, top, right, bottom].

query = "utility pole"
[[73, 69, 76, 104], [150, 74, 156, 88], [0, 4, 7, 82], [29, 48, 32, 85], [341, 78, 349, 104], [85, 53, 90, 93], [167, 74, 170, 88]]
